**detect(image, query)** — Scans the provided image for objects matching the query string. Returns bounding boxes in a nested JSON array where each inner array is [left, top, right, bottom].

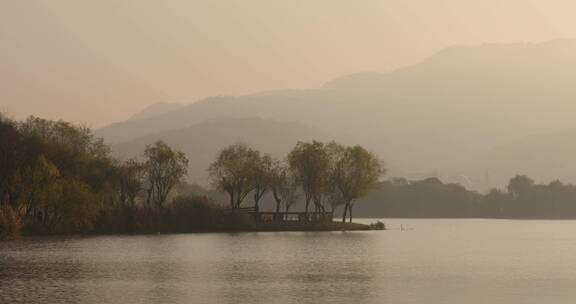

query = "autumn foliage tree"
[[332, 145, 384, 222], [208, 143, 260, 209], [144, 141, 189, 208], [287, 141, 332, 213], [252, 154, 273, 211], [115, 159, 145, 206], [0, 115, 113, 234]]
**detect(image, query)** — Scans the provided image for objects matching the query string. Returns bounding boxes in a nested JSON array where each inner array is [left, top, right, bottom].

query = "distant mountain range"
[[111, 118, 328, 184], [128, 102, 183, 121], [98, 39, 576, 190]]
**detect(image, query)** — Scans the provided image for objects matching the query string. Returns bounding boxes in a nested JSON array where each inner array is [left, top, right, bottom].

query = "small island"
[[212, 208, 383, 232], [0, 115, 384, 239]]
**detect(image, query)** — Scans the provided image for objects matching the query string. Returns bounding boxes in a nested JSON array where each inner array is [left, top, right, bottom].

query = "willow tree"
[[11, 155, 60, 215], [507, 175, 534, 199], [269, 160, 299, 213], [252, 154, 273, 211], [0, 115, 24, 207], [144, 141, 188, 208], [208, 143, 260, 209], [116, 159, 144, 206], [333, 145, 384, 223], [287, 141, 331, 213], [324, 142, 346, 213]]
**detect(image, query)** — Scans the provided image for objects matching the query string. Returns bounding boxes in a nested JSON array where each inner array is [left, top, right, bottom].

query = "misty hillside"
[[98, 39, 576, 190], [112, 117, 329, 184], [129, 102, 182, 121], [471, 130, 576, 187]]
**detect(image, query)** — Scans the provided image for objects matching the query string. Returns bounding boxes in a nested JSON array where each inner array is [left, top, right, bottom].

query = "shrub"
[[369, 220, 385, 230], [166, 196, 254, 232], [95, 203, 140, 234], [94, 195, 255, 234], [0, 206, 22, 239]]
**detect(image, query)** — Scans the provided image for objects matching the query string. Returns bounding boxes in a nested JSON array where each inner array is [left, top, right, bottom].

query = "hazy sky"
[[1, 0, 574, 127]]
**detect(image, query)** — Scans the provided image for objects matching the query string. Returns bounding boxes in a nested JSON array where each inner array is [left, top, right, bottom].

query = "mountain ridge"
[[98, 39, 576, 190], [112, 117, 330, 185]]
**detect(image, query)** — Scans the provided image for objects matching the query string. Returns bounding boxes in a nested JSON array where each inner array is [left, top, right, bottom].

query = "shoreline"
[[243, 222, 376, 232], [1, 222, 381, 241]]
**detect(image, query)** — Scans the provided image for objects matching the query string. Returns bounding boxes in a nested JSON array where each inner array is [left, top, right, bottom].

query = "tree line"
[[355, 175, 576, 219], [5, 113, 576, 239], [0, 114, 218, 238], [0, 114, 384, 238], [208, 141, 385, 222]]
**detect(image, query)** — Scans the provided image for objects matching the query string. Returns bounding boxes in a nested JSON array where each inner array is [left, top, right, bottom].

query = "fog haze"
[[7, 4, 576, 302], [5, 1, 576, 189], [96, 40, 576, 190], [2, 0, 576, 126]]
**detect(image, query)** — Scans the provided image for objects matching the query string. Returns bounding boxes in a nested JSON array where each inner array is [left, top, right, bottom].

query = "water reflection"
[[210, 232, 377, 304], [5, 220, 576, 303], [1, 232, 378, 304]]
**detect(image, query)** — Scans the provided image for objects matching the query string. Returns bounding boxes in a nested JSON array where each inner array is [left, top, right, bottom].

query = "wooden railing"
[[226, 207, 334, 224], [251, 211, 333, 224]]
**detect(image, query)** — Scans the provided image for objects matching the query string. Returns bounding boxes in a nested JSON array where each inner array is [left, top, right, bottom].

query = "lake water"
[[2, 219, 576, 304]]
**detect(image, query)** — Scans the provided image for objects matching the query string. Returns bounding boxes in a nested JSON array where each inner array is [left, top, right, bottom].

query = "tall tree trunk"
[[254, 198, 260, 212], [348, 204, 353, 223], [235, 194, 242, 209], [146, 188, 153, 207], [273, 190, 281, 214], [228, 192, 235, 209], [253, 189, 260, 211], [342, 202, 349, 223], [313, 196, 324, 213]]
